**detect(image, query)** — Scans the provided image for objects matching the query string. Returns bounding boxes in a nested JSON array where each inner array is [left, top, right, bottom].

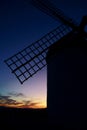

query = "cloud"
[[0, 94, 23, 106], [0, 94, 43, 108], [0, 95, 10, 100], [27, 102, 39, 108], [23, 100, 31, 105], [21, 100, 41, 108], [8, 92, 25, 97]]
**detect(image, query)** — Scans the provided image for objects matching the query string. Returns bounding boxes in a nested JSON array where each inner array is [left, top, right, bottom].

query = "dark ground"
[[0, 106, 48, 130], [1, 106, 86, 130], [0, 106, 65, 130], [0, 107, 62, 130]]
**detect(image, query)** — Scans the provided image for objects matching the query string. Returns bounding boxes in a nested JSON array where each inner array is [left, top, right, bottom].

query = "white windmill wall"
[[47, 33, 87, 128]]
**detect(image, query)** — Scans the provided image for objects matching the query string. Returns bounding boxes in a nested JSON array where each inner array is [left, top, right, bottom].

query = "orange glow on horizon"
[[0, 101, 47, 109]]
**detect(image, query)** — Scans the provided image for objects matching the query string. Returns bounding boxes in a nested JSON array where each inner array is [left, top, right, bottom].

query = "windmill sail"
[[31, 0, 78, 29], [5, 24, 72, 84]]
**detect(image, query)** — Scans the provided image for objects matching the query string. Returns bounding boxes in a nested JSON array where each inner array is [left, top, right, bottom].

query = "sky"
[[0, 0, 87, 109]]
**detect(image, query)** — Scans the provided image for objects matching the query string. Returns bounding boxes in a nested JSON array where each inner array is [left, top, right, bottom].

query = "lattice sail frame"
[[5, 24, 72, 84], [31, 0, 78, 29]]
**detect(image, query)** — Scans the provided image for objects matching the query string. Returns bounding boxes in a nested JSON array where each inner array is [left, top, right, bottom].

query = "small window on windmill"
[[84, 25, 87, 33]]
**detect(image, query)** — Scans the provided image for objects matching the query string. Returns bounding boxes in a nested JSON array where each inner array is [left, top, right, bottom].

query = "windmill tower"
[[4, 0, 87, 128]]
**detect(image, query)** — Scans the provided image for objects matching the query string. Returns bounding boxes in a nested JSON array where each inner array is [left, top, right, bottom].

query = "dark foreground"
[[0, 107, 66, 130], [0, 106, 86, 130], [0, 106, 48, 130]]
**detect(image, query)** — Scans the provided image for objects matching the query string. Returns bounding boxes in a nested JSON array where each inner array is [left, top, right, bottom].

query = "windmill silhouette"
[[4, 0, 87, 128]]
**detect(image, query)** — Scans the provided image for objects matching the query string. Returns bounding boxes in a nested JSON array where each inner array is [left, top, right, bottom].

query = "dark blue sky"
[[0, 0, 87, 108]]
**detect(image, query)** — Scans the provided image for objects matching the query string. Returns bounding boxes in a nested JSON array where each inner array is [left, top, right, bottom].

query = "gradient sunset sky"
[[0, 0, 87, 108]]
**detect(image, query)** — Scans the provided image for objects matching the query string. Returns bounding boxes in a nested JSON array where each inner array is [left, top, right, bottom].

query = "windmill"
[[4, 0, 87, 128]]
